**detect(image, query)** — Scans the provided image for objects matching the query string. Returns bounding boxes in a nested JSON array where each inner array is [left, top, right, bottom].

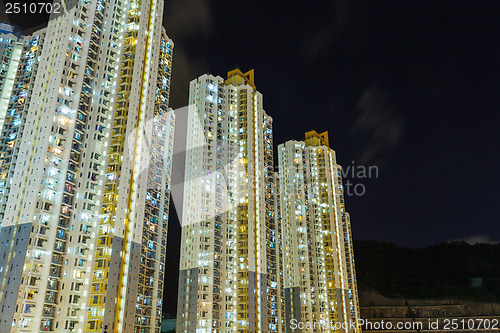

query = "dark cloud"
[[304, 0, 362, 58], [353, 86, 404, 163], [163, 0, 214, 38], [163, 0, 215, 107], [0, 2, 8, 23], [168, 47, 210, 108]]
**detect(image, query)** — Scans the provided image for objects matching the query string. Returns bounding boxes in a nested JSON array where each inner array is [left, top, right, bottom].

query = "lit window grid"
[[0, 0, 174, 332], [278, 139, 361, 332], [177, 72, 285, 332]]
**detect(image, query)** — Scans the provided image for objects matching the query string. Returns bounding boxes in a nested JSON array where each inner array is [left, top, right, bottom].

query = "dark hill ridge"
[[353, 240, 500, 303]]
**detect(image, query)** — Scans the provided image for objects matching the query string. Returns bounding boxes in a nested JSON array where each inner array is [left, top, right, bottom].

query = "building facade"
[[0, 24, 23, 134], [177, 70, 285, 332], [278, 131, 360, 332], [0, 0, 174, 332]]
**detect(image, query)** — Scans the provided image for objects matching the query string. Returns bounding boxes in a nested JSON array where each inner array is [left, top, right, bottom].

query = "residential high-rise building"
[[0, 0, 174, 332], [278, 131, 360, 332], [177, 69, 285, 332], [0, 24, 23, 141]]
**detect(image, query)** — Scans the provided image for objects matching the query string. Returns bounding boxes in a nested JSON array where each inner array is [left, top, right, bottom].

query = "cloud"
[[304, 1, 344, 58], [163, 0, 214, 39], [304, 0, 370, 58], [163, 0, 215, 108], [168, 47, 210, 108], [0, 3, 9, 23], [353, 86, 404, 163]]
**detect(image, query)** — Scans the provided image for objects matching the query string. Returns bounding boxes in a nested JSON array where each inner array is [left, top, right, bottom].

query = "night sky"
[[163, 0, 500, 247], [3, 0, 500, 317], [161, 0, 500, 314]]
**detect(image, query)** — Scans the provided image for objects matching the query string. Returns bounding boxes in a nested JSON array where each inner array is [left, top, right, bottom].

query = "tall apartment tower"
[[278, 131, 360, 332], [177, 69, 285, 332], [0, 0, 174, 332], [0, 24, 23, 135]]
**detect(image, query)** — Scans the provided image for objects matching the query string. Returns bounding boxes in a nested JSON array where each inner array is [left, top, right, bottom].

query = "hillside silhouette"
[[354, 240, 500, 303]]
